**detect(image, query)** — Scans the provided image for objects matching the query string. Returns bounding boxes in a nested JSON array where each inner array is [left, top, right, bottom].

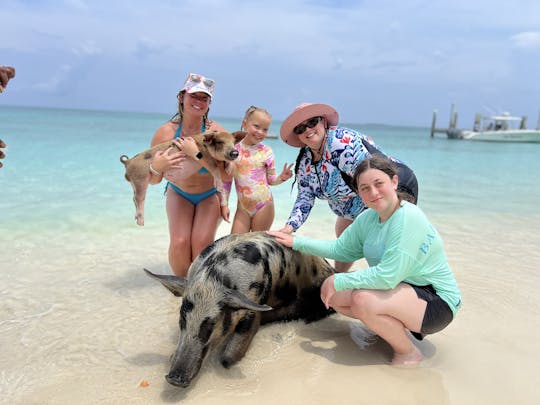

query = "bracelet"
[[149, 164, 162, 176]]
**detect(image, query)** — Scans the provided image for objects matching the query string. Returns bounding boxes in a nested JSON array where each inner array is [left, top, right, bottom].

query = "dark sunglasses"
[[293, 116, 322, 135]]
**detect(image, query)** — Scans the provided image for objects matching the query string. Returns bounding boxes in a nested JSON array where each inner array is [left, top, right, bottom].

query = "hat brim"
[[280, 104, 339, 147], [185, 88, 213, 98]]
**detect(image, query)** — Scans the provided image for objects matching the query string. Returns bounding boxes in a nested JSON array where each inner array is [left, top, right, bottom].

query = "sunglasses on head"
[[293, 116, 322, 135], [187, 73, 215, 88]]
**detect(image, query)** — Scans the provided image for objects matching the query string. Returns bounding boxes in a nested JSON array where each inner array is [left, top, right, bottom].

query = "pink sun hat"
[[181, 72, 215, 98], [280, 103, 339, 147]]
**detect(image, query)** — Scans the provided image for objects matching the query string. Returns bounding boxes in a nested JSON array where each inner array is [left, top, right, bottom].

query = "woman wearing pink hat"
[[278, 103, 418, 273], [148, 72, 227, 277]]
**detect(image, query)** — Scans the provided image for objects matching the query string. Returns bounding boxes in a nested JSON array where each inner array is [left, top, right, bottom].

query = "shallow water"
[[1, 106, 539, 404]]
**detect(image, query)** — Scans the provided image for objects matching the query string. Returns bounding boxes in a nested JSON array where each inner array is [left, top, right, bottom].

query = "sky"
[[1, 0, 539, 127]]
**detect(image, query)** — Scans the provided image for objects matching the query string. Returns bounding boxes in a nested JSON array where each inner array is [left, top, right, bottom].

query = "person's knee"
[[350, 290, 376, 319], [192, 235, 214, 256], [170, 235, 190, 252]]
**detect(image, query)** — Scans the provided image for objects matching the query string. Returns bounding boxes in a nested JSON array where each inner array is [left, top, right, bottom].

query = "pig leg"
[[219, 311, 261, 368], [129, 175, 150, 226]]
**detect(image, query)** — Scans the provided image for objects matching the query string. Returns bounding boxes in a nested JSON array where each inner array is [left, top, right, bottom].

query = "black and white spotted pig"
[[144, 231, 335, 388]]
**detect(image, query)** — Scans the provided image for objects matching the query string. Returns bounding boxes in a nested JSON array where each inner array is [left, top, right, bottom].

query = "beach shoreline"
[[2, 213, 539, 404], [2, 107, 540, 404]]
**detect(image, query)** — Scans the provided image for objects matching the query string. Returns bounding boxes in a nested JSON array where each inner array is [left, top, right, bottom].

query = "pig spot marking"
[[198, 317, 215, 345], [199, 244, 214, 260], [311, 264, 320, 277], [232, 243, 262, 265], [221, 308, 233, 336], [180, 299, 194, 330], [235, 312, 256, 334], [144, 152, 152, 159]]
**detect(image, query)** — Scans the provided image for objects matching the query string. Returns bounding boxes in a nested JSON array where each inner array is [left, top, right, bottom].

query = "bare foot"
[[391, 345, 423, 366]]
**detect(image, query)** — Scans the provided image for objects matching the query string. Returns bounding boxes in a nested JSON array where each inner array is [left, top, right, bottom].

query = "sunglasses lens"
[[293, 117, 321, 135], [203, 79, 214, 87], [293, 124, 306, 135], [306, 117, 320, 128]]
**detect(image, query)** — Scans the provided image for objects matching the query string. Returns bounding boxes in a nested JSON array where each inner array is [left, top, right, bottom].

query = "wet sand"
[[2, 213, 539, 405]]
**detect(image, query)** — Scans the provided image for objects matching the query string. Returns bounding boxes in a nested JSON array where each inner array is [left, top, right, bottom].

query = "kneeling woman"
[[268, 155, 461, 365]]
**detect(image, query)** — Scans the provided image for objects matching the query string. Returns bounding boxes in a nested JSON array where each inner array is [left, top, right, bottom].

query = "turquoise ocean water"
[[1, 105, 539, 231], [0, 107, 540, 235], [2, 106, 540, 404]]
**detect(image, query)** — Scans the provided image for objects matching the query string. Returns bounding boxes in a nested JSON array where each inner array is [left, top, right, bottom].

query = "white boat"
[[431, 105, 540, 143]]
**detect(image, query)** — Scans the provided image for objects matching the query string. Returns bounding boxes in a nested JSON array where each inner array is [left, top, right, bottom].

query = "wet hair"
[[169, 90, 209, 127], [241, 105, 272, 130], [352, 155, 415, 203]]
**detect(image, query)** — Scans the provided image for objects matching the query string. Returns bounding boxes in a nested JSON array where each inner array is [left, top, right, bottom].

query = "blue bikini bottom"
[[166, 182, 217, 205]]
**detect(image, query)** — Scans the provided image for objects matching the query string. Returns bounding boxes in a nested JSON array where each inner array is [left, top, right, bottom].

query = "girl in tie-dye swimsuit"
[[222, 106, 293, 234]]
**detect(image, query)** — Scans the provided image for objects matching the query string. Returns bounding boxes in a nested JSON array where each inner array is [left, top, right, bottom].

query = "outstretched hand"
[[266, 230, 294, 248]]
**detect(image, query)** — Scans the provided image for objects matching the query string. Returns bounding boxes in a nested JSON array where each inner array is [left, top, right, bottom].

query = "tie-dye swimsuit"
[[223, 141, 280, 217]]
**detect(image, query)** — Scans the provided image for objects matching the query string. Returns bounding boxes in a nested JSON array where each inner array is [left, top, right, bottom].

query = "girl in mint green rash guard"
[[268, 155, 461, 366]]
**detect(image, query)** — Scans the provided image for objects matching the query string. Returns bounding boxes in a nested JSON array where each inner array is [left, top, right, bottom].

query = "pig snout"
[[165, 372, 190, 388], [228, 149, 239, 160], [165, 357, 202, 388]]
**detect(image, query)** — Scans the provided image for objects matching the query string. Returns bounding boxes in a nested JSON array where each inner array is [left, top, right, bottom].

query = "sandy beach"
[[2, 209, 539, 405], [2, 106, 540, 404]]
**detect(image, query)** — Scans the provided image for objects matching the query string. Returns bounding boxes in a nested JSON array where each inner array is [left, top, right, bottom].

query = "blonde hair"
[[241, 105, 271, 130]]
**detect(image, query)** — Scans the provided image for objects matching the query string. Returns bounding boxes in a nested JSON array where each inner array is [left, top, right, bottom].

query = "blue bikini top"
[[174, 123, 209, 174]]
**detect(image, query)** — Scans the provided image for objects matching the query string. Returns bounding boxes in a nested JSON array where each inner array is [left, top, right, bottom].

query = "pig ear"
[[231, 131, 247, 144], [222, 288, 273, 311], [144, 268, 187, 297], [202, 131, 217, 144]]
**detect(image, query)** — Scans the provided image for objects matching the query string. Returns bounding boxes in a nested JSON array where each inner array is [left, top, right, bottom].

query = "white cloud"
[[2, 0, 540, 125], [511, 31, 540, 49]]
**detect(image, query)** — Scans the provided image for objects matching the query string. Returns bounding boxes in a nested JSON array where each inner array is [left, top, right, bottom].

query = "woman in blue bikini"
[[148, 72, 227, 277]]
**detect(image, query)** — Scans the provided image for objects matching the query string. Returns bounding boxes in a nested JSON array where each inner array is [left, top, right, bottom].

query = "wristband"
[[195, 151, 203, 160]]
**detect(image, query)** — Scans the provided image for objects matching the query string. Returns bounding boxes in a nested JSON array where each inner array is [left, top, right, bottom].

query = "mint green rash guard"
[[293, 201, 462, 315]]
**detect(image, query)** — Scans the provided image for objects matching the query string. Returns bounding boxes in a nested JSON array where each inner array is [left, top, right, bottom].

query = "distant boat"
[[431, 105, 540, 143]]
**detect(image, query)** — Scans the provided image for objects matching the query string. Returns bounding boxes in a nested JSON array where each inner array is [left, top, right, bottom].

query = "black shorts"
[[408, 284, 453, 340]]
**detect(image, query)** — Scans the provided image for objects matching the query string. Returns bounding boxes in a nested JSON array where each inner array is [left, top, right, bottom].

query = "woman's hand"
[[152, 147, 184, 173], [266, 230, 294, 248], [320, 276, 336, 309], [277, 224, 294, 234], [220, 205, 230, 223], [175, 137, 200, 158]]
